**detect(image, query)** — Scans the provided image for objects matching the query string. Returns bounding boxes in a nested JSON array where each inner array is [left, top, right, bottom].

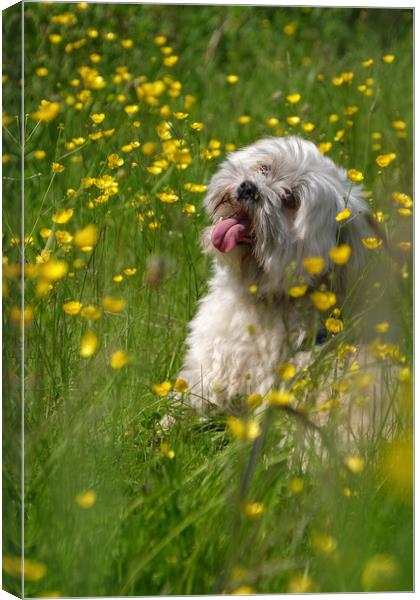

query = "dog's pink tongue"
[[211, 216, 250, 253]]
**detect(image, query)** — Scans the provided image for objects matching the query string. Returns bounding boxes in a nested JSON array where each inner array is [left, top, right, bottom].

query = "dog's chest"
[[184, 282, 293, 401]]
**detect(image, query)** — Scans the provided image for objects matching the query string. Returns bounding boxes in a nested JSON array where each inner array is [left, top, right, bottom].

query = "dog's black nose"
[[237, 180, 258, 201]]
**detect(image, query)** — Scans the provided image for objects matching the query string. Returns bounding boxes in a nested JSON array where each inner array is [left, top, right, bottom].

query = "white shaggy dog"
[[178, 136, 373, 414]]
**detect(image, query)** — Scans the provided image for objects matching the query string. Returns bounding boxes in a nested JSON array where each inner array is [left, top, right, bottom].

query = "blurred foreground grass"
[[2, 3, 413, 596]]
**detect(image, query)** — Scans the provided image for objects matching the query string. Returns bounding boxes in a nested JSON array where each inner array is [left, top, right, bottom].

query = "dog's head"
[[203, 136, 373, 294]]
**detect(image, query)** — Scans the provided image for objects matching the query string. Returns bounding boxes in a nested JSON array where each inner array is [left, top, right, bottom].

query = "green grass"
[[3, 3, 413, 596]]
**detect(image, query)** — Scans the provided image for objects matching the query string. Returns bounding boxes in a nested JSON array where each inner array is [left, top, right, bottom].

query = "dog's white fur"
[[179, 136, 373, 413]]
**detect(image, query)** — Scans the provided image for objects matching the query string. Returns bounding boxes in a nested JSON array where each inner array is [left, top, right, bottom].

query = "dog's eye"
[[259, 164, 271, 176], [281, 190, 299, 210]]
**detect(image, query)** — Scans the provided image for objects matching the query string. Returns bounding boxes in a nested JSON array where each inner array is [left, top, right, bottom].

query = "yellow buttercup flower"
[[361, 58, 374, 67], [392, 120, 406, 131], [102, 296, 125, 313], [36, 67, 48, 77], [52, 162, 65, 173], [375, 321, 390, 333], [74, 224, 98, 249], [382, 54, 395, 64], [286, 93, 301, 104], [38, 260, 68, 281], [226, 74, 239, 84], [345, 455, 365, 473], [174, 378, 188, 393], [266, 390, 292, 406], [81, 305, 102, 320], [184, 183, 207, 193], [348, 168, 364, 182], [52, 208, 73, 224], [376, 153, 396, 168], [39, 228, 51, 239], [277, 363, 296, 381], [104, 31, 117, 41], [32, 99, 61, 122], [311, 531, 337, 555], [110, 350, 129, 369], [288, 284, 308, 298], [247, 393, 263, 409], [183, 93, 195, 108], [183, 204, 196, 214], [392, 192, 412, 208], [227, 416, 261, 441], [288, 477, 304, 494], [242, 502, 264, 518], [76, 490, 97, 508], [374, 210, 386, 223], [287, 116, 301, 126], [49, 34, 62, 44], [90, 112, 105, 124], [56, 230, 73, 245], [160, 442, 175, 459], [303, 256, 325, 275], [154, 35, 167, 45], [80, 330, 99, 358], [108, 153, 124, 169], [302, 122, 315, 133], [362, 237, 382, 250], [329, 244, 352, 265], [336, 207, 351, 221], [156, 121, 172, 140], [344, 105, 358, 116], [164, 55, 178, 67], [124, 104, 139, 115], [152, 381, 172, 397], [283, 21, 298, 35], [325, 317, 343, 334], [398, 208, 412, 217], [318, 142, 332, 154], [63, 301, 83, 315], [310, 290, 336, 311], [398, 367, 411, 382], [173, 111, 188, 120], [157, 191, 179, 204]]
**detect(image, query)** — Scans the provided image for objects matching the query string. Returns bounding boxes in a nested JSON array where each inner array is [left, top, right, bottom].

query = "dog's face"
[[203, 136, 372, 293]]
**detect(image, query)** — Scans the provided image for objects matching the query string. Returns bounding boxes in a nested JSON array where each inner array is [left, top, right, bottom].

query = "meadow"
[[2, 2, 413, 596]]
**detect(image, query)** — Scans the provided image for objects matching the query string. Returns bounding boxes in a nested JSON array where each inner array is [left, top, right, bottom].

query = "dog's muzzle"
[[237, 180, 259, 202]]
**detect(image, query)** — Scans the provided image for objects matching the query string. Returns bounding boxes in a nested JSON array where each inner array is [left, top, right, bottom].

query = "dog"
[[177, 136, 380, 427]]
